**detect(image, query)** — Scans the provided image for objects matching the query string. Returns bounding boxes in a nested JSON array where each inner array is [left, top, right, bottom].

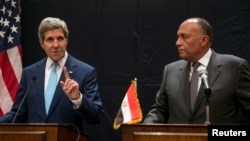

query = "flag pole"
[[134, 77, 137, 88]]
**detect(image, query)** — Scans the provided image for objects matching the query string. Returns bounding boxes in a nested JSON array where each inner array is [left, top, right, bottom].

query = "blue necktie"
[[45, 62, 58, 114]]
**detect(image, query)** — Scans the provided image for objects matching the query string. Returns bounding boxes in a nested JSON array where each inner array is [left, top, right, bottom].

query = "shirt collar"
[[197, 48, 212, 67]]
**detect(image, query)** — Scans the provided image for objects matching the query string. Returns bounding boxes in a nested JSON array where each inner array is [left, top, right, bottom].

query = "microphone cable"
[[12, 76, 36, 123], [64, 123, 80, 141]]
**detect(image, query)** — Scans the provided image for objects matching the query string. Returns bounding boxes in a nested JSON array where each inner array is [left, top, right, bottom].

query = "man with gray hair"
[[0, 17, 104, 131]]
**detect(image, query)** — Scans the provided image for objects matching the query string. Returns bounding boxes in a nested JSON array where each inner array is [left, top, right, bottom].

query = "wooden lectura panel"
[[0, 123, 88, 141], [121, 123, 208, 141]]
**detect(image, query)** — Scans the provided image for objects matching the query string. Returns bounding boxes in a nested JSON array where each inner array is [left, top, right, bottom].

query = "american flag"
[[0, 0, 22, 116]]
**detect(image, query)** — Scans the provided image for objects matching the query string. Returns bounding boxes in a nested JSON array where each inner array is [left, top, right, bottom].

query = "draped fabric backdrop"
[[20, 0, 250, 141]]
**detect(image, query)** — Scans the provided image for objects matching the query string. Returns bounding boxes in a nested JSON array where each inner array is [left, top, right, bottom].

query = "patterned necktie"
[[190, 62, 200, 111], [45, 62, 58, 114]]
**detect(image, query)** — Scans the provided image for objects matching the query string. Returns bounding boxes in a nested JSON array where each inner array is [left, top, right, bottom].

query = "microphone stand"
[[204, 88, 211, 125]]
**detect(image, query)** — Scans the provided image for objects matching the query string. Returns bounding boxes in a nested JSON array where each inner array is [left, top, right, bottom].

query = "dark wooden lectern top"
[[121, 123, 208, 141], [0, 123, 88, 141]]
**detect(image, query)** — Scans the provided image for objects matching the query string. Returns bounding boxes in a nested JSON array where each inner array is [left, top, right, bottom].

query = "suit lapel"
[[33, 59, 47, 116], [207, 52, 222, 88], [178, 61, 192, 113]]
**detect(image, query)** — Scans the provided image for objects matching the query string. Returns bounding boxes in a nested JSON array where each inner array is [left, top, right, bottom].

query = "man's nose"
[[176, 37, 181, 46], [52, 40, 59, 47]]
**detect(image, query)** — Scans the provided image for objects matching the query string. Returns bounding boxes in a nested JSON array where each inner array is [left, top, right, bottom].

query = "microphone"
[[12, 76, 36, 123], [198, 70, 211, 95]]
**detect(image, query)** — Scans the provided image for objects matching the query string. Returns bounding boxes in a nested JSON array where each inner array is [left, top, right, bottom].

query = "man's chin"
[[179, 54, 186, 59], [50, 55, 63, 61]]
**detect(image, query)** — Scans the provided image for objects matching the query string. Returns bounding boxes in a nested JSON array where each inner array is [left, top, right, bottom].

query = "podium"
[[121, 123, 208, 141], [0, 123, 88, 141]]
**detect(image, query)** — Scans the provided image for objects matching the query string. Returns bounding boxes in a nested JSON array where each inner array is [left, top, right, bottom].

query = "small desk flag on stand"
[[113, 78, 143, 129]]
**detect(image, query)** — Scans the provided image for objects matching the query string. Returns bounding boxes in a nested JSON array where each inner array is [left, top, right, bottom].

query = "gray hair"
[[192, 17, 213, 42], [38, 17, 69, 41]]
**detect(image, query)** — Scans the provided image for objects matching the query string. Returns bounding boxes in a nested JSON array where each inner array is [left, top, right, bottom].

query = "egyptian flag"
[[113, 78, 143, 129]]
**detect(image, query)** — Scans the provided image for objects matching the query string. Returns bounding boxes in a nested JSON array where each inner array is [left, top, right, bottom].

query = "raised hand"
[[60, 67, 80, 100]]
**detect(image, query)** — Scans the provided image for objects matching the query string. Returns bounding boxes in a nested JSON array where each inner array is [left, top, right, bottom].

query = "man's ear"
[[201, 35, 209, 47], [39, 40, 44, 49]]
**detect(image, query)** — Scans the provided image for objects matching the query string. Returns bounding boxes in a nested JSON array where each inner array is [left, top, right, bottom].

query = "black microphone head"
[[198, 69, 208, 76]]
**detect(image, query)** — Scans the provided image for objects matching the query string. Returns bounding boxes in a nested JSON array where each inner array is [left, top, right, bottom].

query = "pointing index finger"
[[63, 67, 70, 79]]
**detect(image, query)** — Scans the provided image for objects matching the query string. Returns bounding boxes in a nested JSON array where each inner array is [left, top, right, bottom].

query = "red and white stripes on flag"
[[0, 0, 22, 116], [113, 78, 143, 129]]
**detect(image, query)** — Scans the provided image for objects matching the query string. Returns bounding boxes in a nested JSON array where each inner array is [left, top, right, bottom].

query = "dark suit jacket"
[[144, 50, 250, 124], [0, 54, 104, 130]]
